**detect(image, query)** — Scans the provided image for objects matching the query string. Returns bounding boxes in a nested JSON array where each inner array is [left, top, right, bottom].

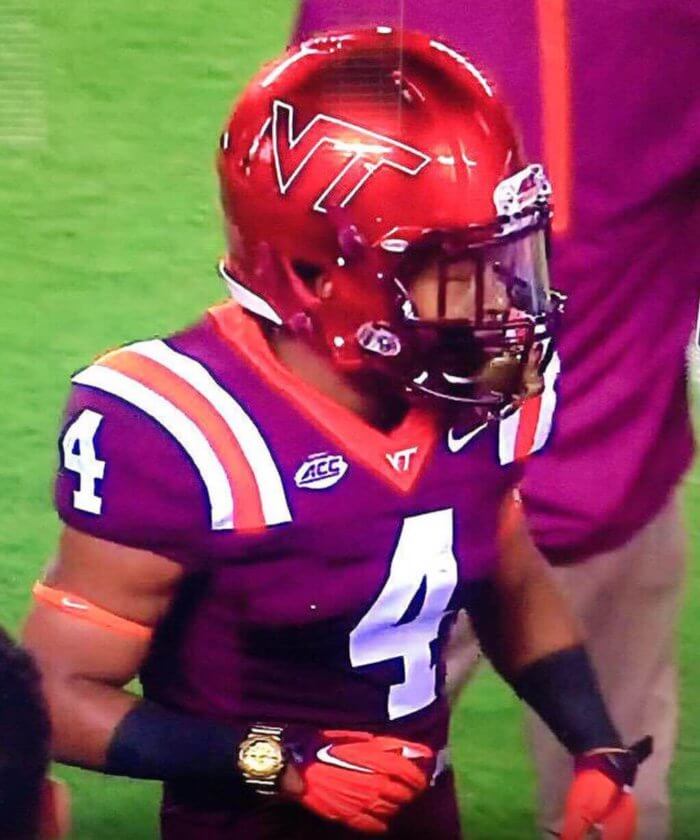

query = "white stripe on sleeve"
[[73, 365, 234, 531], [128, 340, 292, 526], [498, 406, 521, 465], [531, 349, 561, 454]]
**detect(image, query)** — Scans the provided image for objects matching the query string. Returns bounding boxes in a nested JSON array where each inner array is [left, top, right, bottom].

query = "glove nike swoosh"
[[447, 423, 488, 453], [316, 745, 373, 774], [401, 746, 428, 759]]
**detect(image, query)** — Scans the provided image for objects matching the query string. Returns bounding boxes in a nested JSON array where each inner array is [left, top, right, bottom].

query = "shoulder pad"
[[56, 339, 292, 561]]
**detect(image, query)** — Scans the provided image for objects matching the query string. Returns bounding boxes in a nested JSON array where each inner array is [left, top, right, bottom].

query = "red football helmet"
[[217, 28, 563, 409]]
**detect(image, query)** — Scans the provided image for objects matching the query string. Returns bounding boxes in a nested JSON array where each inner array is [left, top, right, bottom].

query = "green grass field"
[[1, 2, 698, 837]]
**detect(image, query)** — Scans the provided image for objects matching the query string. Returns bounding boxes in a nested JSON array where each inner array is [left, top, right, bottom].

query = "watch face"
[[239, 736, 284, 779]]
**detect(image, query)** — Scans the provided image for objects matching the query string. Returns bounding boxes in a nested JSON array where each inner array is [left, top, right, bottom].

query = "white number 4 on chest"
[[349, 509, 458, 720]]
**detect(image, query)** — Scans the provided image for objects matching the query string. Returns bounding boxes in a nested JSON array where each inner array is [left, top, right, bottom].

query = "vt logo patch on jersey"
[[295, 452, 349, 490], [385, 447, 419, 473], [271, 100, 432, 214]]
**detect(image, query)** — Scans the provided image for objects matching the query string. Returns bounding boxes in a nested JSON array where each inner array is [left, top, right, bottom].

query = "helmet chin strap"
[[218, 259, 349, 364], [218, 261, 283, 326]]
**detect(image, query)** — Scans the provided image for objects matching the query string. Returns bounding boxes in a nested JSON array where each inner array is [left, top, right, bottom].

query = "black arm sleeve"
[[104, 701, 245, 781], [465, 579, 621, 755], [511, 646, 622, 755]]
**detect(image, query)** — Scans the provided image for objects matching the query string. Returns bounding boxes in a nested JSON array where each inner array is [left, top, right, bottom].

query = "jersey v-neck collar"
[[208, 302, 438, 493]]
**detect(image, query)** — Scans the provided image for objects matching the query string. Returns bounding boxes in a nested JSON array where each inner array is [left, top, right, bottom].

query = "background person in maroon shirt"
[[292, 2, 700, 837]]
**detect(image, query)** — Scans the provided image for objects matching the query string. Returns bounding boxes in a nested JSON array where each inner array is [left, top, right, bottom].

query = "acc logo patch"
[[294, 452, 349, 490]]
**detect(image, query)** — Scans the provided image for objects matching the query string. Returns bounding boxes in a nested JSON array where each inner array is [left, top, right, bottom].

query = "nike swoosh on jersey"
[[61, 597, 89, 611], [316, 745, 373, 774], [446, 422, 488, 453]]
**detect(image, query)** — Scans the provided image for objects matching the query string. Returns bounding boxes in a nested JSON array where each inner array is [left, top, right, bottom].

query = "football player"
[[23, 30, 648, 839]]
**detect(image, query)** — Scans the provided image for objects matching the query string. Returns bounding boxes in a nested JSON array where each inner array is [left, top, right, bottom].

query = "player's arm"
[[474, 492, 584, 678], [24, 525, 312, 790], [23, 525, 185, 768], [469, 493, 623, 753], [37, 381, 283, 781], [468, 493, 651, 839]]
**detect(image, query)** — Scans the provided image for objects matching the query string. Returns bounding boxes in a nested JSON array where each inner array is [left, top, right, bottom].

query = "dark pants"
[[161, 770, 461, 839]]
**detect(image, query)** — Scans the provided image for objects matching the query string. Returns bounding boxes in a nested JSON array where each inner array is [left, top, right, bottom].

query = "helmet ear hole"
[[291, 259, 324, 295]]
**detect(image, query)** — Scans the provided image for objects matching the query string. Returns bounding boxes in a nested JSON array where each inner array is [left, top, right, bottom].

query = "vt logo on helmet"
[[217, 28, 564, 413], [271, 100, 432, 214]]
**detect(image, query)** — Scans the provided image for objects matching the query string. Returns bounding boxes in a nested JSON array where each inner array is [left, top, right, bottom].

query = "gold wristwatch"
[[237, 724, 286, 795]]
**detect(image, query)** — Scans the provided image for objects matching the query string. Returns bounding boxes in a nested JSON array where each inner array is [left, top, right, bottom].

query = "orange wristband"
[[32, 581, 153, 641]]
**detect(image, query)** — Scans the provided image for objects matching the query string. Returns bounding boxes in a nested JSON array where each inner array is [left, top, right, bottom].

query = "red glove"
[[293, 729, 433, 834], [562, 737, 652, 840]]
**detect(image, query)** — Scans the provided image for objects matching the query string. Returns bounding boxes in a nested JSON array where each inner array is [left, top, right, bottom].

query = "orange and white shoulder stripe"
[[499, 346, 561, 465], [72, 339, 292, 532]]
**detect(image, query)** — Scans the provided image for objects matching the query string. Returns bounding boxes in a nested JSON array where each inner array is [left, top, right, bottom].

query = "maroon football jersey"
[[55, 302, 556, 773]]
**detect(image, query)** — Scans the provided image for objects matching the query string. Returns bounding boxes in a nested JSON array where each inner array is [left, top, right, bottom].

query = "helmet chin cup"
[[356, 323, 402, 358]]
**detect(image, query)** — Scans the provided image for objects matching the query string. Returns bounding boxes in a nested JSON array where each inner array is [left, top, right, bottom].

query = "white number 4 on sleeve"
[[61, 409, 106, 514]]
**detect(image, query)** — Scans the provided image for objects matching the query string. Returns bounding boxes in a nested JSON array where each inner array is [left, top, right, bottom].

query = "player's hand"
[[562, 737, 653, 840], [287, 729, 433, 834]]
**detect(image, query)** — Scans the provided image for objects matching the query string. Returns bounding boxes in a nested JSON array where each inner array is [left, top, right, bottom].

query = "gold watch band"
[[238, 724, 286, 796]]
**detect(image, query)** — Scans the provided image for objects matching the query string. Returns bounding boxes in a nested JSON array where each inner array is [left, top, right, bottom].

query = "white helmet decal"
[[493, 164, 552, 232], [271, 100, 432, 214]]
